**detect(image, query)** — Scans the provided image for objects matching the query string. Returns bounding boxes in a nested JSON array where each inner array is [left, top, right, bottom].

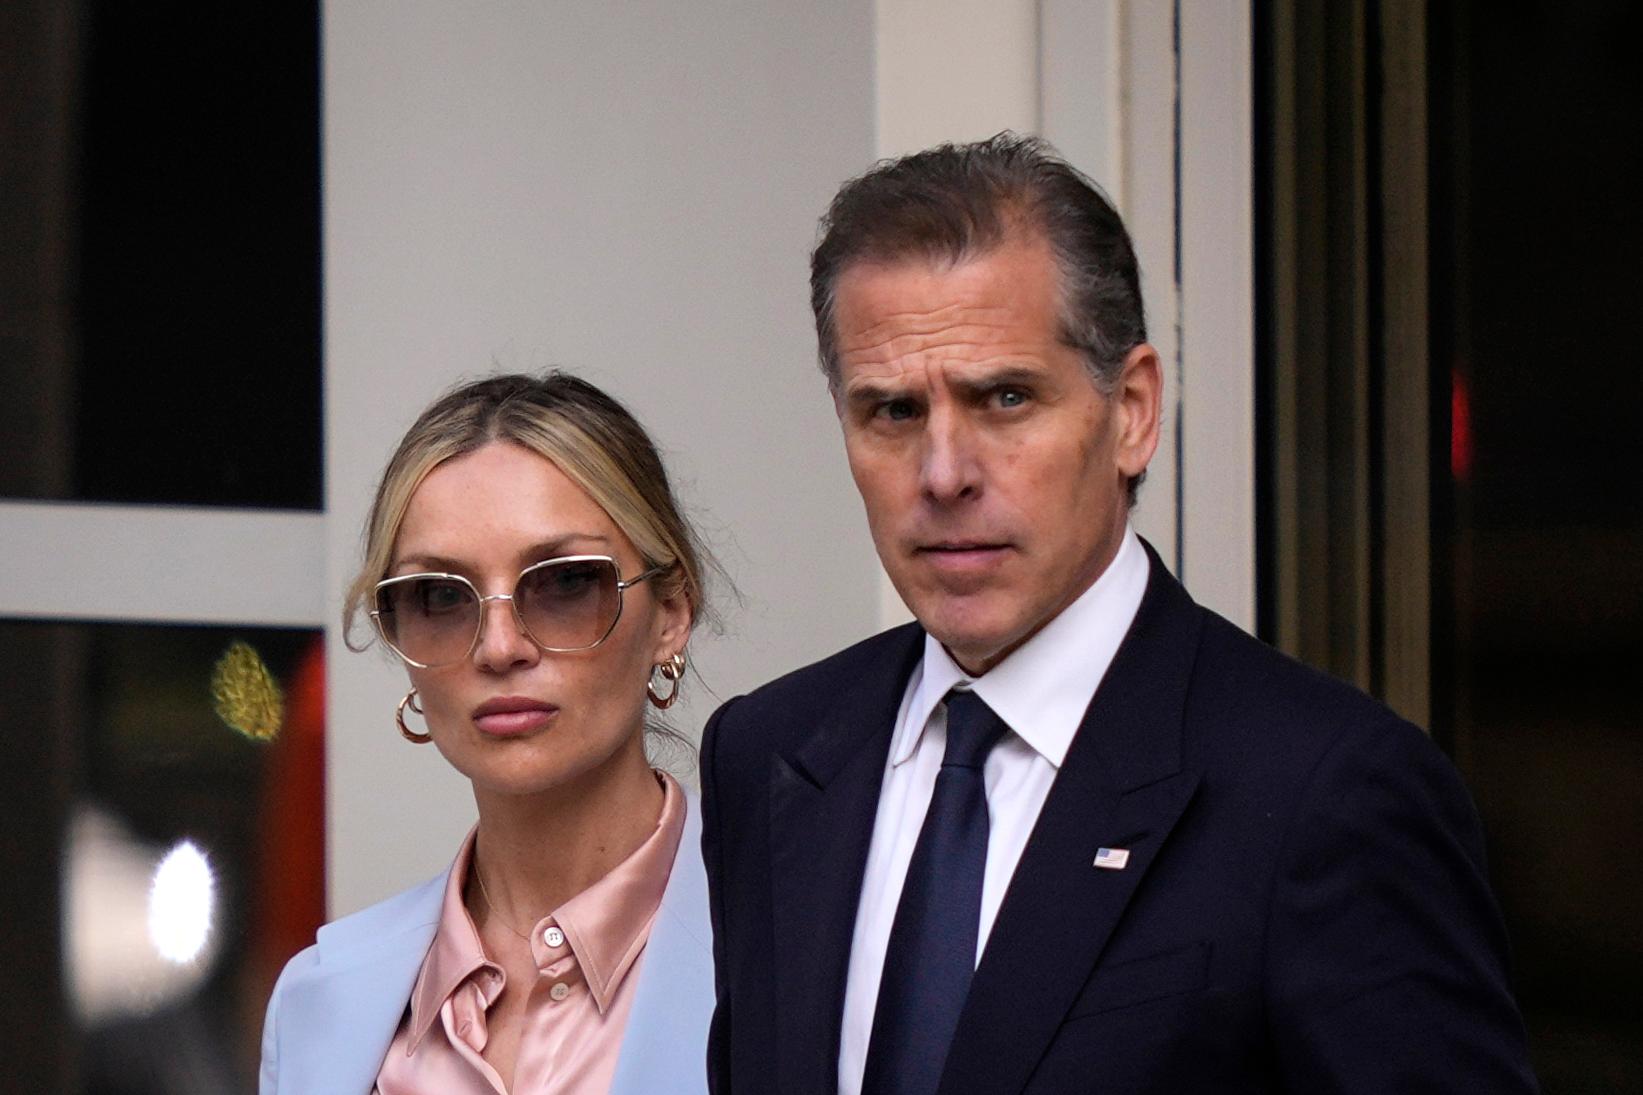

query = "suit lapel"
[[939, 556, 1205, 1095], [770, 626, 925, 1095], [611, 796, 714, 1095], [275, 873, 445, 1094]]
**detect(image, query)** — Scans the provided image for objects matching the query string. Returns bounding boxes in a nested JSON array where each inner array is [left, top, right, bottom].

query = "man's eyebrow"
[[842, 380, 911, 408], [949, 364, 1043, 395], [841, 362, 1047, 409]]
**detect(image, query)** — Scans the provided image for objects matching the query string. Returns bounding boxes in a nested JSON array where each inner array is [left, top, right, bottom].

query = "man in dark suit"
[[700, 134, 1537, 1094]]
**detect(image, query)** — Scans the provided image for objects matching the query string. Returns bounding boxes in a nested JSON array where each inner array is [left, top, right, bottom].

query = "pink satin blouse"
[[373, 773, 685, 1094]]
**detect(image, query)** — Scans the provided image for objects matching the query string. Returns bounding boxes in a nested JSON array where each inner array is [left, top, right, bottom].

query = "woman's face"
[[387, 441, 689, 799]]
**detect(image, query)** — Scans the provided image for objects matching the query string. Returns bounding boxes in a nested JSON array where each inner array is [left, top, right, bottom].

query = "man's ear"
[[1112, 342, 1163, 479]]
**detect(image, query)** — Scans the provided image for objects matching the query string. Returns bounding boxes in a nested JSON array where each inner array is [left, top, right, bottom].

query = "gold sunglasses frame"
[[369, 553, 666, 668]]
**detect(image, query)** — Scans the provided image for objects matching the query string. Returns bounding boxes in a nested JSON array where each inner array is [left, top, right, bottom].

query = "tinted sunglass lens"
[[377, 577, 479, 665], [516, 558, 621, 649]]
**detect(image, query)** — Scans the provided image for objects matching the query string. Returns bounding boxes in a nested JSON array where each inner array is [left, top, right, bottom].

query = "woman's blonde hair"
[[344, 371, 714, 659]]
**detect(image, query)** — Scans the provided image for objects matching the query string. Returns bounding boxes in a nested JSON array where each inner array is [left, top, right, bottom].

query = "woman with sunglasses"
[[261, 372, 715, 1094]]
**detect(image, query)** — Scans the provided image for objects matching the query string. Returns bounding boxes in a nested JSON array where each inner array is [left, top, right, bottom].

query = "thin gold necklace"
[[474, 860, 536, 942]]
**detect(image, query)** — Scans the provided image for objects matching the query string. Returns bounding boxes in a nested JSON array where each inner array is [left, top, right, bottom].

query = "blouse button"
[[543, 926, 565, 948], [549, 981, 570, 1002]]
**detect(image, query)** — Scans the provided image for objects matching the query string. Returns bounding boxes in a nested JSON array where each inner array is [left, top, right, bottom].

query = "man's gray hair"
[[809, 132, 1148, 396]]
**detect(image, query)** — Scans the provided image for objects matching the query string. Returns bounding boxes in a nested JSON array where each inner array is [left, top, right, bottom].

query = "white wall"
[[323, 0, 881, 916], [1177, 0, 1255, 626]]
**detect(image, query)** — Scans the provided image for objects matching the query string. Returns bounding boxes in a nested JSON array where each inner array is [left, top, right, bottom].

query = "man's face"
[[831, 237, 1160, 675]]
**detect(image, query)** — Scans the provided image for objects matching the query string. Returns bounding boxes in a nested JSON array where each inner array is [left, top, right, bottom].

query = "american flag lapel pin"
[[1093, 847, 1131, 870]]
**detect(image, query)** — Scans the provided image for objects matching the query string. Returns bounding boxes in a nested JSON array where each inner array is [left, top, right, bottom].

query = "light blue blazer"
[[259, 798, 713, 1095]]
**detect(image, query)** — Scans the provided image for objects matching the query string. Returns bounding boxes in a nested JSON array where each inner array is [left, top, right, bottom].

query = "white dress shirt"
[[836, 526, 1150, 1095]]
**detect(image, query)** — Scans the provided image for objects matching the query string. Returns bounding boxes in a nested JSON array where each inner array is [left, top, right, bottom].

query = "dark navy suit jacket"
[[700, 545, 1538, 1093]]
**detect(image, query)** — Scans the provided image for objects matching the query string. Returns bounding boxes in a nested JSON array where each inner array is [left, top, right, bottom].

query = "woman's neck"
[[467, 741, 664, 934]]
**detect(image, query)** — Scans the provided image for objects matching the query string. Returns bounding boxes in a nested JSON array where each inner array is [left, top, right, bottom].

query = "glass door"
[[0, 1, 325, 1088]]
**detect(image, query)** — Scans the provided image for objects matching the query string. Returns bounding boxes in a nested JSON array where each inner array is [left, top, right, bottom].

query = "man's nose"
[[919, 406, 982, 503], [472, 595, 540, 671]]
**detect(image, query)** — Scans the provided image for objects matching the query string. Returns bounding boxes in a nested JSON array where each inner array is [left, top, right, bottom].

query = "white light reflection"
[[64, 806, 223, 1025], [148, 840, 216, 963]]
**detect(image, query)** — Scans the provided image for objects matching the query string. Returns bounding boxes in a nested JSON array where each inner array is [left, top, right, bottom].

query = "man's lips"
[[471, 696, 558, 737], [915, 542, 1013, 574]]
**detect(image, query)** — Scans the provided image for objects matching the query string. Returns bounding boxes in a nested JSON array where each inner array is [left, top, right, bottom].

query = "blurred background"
[[2, 1, 1637, 1091]]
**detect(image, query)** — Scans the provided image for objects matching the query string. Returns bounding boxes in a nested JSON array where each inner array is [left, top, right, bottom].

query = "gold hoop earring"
[[646, 651, 687, 710], [397, 689, 432, 744]]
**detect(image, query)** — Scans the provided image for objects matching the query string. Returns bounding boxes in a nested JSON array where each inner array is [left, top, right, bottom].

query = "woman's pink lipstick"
[[471, 696, 557, 737]]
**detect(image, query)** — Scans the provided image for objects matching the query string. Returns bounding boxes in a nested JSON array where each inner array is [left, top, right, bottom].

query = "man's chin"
[[915, 607, 1022, 676]]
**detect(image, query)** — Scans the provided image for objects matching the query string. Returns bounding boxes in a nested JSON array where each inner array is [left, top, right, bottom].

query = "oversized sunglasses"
[[370, 554, 666, 668]]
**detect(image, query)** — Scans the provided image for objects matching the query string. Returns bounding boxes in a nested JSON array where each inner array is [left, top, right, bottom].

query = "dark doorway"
[[1431, 0, 1643, 1088], [1258, 0, 1643, 1088]]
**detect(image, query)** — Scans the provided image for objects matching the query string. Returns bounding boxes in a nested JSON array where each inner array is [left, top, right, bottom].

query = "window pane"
[[0, 620, 325, 1091], [1, 1, 322, 510]]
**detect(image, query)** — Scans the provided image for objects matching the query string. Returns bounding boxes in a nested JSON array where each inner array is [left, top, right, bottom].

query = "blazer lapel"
[[274, 872, 445, 1094], [938, 556, 1205, 1095], [769, 625, 925, 1095], [611, 796, 715, 1095]]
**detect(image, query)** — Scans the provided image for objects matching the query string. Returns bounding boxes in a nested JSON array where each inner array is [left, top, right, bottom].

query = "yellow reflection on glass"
[[148, 840, 215, 964], [210, 640, 284, 741]]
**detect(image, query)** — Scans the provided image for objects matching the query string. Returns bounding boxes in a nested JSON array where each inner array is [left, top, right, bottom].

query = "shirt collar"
[[554, 771, 685, 1013], [892, 524, 1150, 769], [406, 826, 502, 1053], [404, 771, 687, 1049]]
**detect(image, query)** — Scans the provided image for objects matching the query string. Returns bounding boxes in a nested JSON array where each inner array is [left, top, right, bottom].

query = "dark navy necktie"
[[861, 689, 1008, 1095]]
